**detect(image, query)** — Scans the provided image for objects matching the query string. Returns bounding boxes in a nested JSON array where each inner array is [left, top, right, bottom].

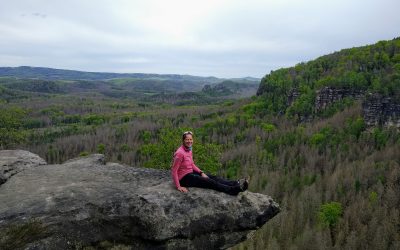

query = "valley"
[[1, 38, 399, 249]]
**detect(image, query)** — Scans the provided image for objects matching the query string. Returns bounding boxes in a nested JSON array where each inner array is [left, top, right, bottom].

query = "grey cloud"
[[0, 0, 399, 78]]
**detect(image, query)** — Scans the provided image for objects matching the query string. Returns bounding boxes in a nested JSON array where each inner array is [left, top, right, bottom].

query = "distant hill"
[[0, 66, 223, 94], [202, 80, 259, 97], [0, 66, 221, 82], [0, 67, 260, 103]]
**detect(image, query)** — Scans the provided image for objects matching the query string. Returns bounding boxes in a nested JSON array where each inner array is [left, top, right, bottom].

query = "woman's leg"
[[180, 173, 241, 195], [206, 173, 239, 187]]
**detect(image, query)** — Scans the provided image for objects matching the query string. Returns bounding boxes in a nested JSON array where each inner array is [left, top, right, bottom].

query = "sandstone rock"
[[287, 88, 300, 106], [0, 150, 46, 185], [286, 87, 400, 127], [363, 93, 400, 127], [0, 151, 280, 250], [315, 87, 363, 112]]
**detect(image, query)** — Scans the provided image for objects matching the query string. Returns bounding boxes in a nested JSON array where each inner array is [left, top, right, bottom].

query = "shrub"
[[97, 144, 106, 154], [79, 151, 89, 157], [318, 202, 343, 228]]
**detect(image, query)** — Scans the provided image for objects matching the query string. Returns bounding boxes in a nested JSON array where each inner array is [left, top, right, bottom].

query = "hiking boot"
[[239, 177, 249, 191]]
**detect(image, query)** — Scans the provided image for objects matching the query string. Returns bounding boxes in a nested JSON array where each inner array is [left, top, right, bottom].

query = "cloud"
[[0, 0, 399, 77]]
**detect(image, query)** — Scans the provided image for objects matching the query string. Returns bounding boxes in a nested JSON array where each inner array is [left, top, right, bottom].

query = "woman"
[[171, 131, 248, 195]]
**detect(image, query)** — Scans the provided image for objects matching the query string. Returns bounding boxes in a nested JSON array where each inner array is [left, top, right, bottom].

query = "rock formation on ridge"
[[362, 93, 400, 127], [314, 87, 364, 112], [286, 87, 400, 126], [0, 150, 280, 250]]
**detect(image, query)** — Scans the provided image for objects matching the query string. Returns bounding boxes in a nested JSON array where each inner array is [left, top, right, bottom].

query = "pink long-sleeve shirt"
[[171, 145, 202, 189]]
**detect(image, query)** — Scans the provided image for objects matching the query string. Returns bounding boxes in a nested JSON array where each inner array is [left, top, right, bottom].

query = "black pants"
[[180, 172, 241, 195]]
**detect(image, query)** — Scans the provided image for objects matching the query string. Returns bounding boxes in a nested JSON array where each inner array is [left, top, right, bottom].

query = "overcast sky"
[[0, 0, 399, 78]]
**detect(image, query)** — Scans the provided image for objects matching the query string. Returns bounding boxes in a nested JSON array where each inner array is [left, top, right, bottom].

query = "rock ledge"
[[0, 150, 280, 249]]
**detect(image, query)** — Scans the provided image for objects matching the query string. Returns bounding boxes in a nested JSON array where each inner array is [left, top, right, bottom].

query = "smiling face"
[[183, 134, 193, 148]]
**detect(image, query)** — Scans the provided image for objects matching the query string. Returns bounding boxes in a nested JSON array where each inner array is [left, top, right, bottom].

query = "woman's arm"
[[192, 163, 202, 174], [171, 152, 184, 189], [192, 163, 208, 178]]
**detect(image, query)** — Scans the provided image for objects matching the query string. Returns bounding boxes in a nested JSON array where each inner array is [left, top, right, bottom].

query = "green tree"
[[319, 201, 343, 245], [346, 117, 365, 139], [97, 144, 106, 154], [0, 107, 28, 147], [372, 128, 389, 149], [83, 114, 108, 125], [139, 130, 152, 143]]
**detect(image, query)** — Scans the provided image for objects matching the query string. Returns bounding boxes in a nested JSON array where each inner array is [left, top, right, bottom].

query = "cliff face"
[[314, 87, 364, 112], [287, 88, 301, 106], [0, 150, 280, 250], [362, 93, 400, 127], [287, 87, 400, 127]]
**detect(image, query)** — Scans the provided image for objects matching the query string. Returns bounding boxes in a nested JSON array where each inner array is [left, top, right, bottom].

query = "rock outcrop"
[[362, 93, 400, 127], [286, 87, 400, 127], [0, 150, 46, 185], [286, 86, 365, 112], [315, 87, 364, 112], [202, 84, 233, 96], [287, 88, 300, 106], [0, 150, 280, 250]]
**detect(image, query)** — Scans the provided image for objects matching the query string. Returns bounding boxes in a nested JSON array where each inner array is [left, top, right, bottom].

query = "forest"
[[1, 38, 399, 249]]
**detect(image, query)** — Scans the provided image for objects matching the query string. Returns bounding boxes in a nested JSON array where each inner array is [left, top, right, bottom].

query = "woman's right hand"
[[177, 187, 188, 193]]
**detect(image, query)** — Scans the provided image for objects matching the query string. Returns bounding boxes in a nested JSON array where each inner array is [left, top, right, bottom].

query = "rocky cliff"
[[287, 87, 400, 127], [288, 86, 364, 111], [362, 93, 400, 127], [314, 87, 364, 112], [0, 150, 280, 250]]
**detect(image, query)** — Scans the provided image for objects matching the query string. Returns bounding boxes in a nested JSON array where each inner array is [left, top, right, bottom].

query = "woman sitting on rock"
[[171, 131, 248, 195]]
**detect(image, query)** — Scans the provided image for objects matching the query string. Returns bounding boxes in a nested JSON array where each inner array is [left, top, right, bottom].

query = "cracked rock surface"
[[0, 150, 46, 185]]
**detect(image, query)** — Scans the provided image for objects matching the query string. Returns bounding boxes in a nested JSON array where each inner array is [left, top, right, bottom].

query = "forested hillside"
[[256, 37, 400, 120], [237, 38, 400, 249], [202, 80, 259, 98], [0, 38, 399, 249]]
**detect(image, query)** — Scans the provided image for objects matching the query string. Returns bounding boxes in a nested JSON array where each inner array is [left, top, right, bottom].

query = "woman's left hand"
[[201, 172, 208, 178]]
